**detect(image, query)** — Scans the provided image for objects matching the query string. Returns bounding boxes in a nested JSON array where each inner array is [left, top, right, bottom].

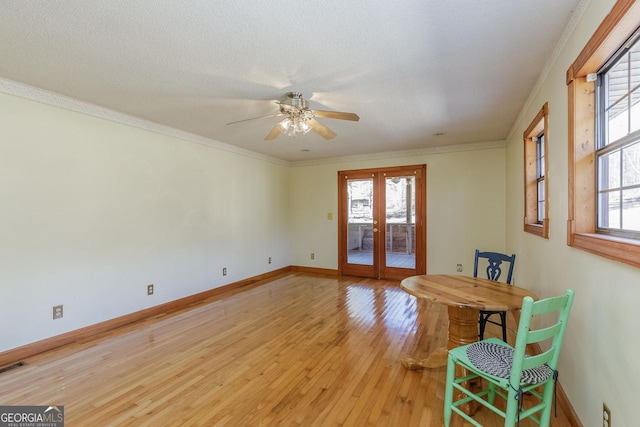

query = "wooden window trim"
[[567, 0, 640, 268], [524, 103, 549, 238]]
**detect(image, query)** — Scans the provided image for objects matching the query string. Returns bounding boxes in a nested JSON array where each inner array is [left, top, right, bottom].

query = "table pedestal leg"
[[401, 347, 448, 370], [400, 306, 480, 370]]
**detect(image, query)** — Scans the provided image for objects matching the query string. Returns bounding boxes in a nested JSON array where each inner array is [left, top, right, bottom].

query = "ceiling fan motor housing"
[[283, 92, 309, 109]]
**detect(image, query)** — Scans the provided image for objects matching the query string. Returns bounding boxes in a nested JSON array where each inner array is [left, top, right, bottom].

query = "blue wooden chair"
[[444, 289, 575, 427], [474, 250, 516, 341]]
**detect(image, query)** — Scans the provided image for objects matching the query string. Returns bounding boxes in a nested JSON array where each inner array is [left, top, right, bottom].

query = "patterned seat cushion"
[[466, 341, 553, 384]]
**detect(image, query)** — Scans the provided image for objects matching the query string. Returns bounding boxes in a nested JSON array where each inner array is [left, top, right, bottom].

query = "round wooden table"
[[400, 274, 538, 368], [400, 274, 538, 415]]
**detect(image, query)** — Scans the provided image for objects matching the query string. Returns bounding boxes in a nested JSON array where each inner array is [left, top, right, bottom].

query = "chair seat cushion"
[[466, 341, 553, 384]]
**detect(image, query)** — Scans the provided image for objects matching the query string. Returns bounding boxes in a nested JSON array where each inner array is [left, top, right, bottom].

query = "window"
[[524, 103, 549, 238], [567, 0, 640, 268], [596, 36, 640, 237], [536, 132, 546, 223]]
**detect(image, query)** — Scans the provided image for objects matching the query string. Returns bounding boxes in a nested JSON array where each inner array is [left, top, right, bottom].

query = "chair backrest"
[[473, 249, 516, 284], [510, 289, 575, 386]]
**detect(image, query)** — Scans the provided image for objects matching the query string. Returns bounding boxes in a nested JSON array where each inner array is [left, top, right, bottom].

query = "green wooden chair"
[[443, 289, 575, 427]]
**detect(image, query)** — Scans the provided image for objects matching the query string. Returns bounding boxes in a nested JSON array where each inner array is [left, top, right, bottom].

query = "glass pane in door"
[[385, 175, 416, 268], [347, 178, 374, 265]]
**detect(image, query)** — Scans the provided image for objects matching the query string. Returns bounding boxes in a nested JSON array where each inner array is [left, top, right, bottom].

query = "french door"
[[338, 165, 426, 280]]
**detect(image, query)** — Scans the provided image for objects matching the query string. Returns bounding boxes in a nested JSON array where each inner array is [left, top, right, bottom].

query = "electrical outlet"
[[603, 403, 611, 427], [53, 305, 63, 320], [268, 257, 272, 264], [147, 284, 154, 295], [456, 264, 463, 272], [223, 267, 227, 276], [310, 253, 315, 260]]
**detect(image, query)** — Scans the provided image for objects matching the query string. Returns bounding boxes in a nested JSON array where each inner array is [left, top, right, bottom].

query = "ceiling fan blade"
[[307, 118, 337, 140], [312, 110, 360, 121], [226, 113, 281, 125], [264, 124, 282, 140]]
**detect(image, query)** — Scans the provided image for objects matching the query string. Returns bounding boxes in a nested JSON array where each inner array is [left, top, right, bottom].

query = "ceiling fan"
[[227, 92, 359, 140]]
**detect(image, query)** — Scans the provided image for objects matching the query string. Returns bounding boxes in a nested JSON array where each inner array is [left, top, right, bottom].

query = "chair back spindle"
[[473, 249, 516, 284]]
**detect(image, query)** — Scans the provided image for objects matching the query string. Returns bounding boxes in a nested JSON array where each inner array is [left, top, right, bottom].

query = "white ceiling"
[[1, 1, 584, 163]]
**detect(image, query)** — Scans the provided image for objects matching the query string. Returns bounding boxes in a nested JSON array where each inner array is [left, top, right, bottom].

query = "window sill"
[[524, 221, 548, 238], [569, 229, 640, 268]]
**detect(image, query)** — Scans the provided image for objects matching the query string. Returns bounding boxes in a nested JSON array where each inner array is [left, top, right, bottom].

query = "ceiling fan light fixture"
[[285, 123, 297, 137], [280, 117, 292, 130], [294, 119, 311, 134], [279, 114, 310, 137]]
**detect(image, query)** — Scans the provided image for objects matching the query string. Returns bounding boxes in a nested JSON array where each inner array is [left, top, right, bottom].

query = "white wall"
[[0, 92, 291, 352], [505, 1, 640, 426], [289, 146, 507, 275]]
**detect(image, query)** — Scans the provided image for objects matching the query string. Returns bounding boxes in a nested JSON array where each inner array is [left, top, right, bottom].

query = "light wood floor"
[[0, 272, 574, 426]]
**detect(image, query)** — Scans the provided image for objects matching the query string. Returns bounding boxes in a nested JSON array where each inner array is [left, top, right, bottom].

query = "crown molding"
[[0, 78, 290, 167], [290, 140, 507, 167]]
